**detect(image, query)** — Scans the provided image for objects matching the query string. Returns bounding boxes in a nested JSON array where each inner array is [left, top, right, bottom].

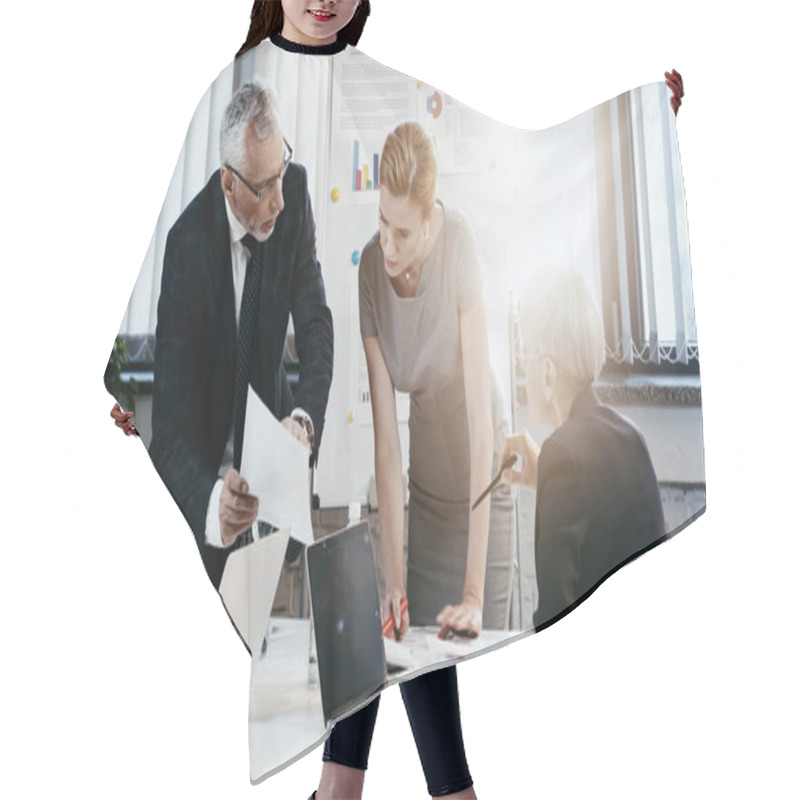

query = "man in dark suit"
[[501, 270, 665, 631], [149, 81, 333, 591]]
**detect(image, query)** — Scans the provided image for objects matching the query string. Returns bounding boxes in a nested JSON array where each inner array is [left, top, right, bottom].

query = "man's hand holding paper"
[[240, 386, 315, 546], [281, 415, 312, 450], [219, 469, 259, 547]]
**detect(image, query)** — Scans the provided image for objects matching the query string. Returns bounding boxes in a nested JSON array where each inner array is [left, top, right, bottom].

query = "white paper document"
[[219, 529, 289, 654], [240, 385, 313, 545]]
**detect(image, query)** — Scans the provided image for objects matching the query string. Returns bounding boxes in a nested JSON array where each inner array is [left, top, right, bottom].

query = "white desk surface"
[[248, 618, 515, 782]]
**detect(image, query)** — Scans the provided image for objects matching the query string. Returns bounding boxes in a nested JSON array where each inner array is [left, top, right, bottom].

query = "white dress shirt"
[[204, 197, 312, 548]]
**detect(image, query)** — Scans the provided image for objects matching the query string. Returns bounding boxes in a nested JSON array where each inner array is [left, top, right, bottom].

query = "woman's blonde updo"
[[379, 121, 437, 219]]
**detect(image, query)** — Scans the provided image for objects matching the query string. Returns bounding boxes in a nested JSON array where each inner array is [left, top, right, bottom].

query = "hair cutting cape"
[[106, 35, 705, 783]]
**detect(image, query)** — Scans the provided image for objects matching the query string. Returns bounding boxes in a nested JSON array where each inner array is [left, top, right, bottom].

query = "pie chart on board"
[[427, 90, 443, 119]]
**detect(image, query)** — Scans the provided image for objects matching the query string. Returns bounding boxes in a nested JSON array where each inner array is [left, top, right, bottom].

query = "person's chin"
[[253, 221, 277, 243], [384, 258, 402, 278], [304, 8, 338, 33]]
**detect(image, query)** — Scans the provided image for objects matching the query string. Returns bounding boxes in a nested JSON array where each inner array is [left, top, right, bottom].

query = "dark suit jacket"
[[149, 163, 334, 589], [533, 388, 666, 630]]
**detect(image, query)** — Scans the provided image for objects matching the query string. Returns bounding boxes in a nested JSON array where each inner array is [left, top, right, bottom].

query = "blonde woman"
[[362, 120, 514, 639], [316, 121, 515, 799]]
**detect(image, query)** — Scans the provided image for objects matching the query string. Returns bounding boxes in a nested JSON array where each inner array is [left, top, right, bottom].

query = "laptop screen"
[[306, 522, 387, 724]]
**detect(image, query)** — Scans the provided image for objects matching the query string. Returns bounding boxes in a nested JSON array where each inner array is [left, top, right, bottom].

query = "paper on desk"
[[240, 385, 313, 545], [219, 528, 289, 653], [384, 627, 490, 672]]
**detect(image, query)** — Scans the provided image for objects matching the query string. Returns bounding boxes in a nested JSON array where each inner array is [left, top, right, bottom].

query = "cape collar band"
[[269, 32, 348, 55]]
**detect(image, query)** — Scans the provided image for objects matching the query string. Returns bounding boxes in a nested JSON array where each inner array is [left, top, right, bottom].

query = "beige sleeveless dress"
[[359, 200, 515, 628]]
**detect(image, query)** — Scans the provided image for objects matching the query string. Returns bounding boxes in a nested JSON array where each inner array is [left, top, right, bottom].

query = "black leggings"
[[323, 665, 472, 797]]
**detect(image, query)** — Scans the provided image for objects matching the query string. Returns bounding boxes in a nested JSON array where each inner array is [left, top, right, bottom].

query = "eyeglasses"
[[225, 137, 293, 200]]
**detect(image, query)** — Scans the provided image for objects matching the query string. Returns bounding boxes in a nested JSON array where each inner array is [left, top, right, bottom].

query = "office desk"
[[248, 618, 515, 782]]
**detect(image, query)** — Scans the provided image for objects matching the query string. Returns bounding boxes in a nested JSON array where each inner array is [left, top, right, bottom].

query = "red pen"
[[382, 596, 409, 639]]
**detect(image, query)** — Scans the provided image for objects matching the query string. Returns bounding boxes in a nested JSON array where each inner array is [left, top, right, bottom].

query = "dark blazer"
[[533, 388, 666, 631], [149, 163, 334, 588]]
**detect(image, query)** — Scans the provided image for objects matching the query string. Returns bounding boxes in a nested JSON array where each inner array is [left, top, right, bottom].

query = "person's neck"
[[282, 21, 336, 47], [551, 384, 582, 428], [390, 204, 443, 297]]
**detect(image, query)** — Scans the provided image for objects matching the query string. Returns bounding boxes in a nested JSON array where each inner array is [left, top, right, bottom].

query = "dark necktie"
[[233, 233, 263, 472]]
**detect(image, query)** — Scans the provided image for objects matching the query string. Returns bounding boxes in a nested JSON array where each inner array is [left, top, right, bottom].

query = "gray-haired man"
[[150, 81, 334, 593]]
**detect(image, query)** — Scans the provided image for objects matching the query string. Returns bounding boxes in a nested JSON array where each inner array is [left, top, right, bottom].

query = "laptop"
[[306, 522, 388, 724]]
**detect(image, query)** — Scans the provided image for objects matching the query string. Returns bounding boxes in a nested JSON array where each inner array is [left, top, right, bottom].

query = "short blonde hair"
[[379, 121, 437, 218], [521, 269, 606, 386]]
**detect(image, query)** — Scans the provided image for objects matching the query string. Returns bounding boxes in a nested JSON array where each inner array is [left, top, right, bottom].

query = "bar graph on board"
[[352, 140, 380, 192]]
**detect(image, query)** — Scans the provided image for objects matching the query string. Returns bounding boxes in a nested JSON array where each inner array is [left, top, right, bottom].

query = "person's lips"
[[307, 8, 335, 22]]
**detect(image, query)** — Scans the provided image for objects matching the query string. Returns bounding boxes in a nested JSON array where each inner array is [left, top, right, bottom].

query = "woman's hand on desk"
[[436, 598, 482, 640], [110, 402, 139, 436], [381, 587, 410, 642], [500, 431, 540, 492]]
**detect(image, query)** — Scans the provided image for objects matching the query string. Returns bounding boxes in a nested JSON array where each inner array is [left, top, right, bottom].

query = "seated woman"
[[501, 269, 667, 630]]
